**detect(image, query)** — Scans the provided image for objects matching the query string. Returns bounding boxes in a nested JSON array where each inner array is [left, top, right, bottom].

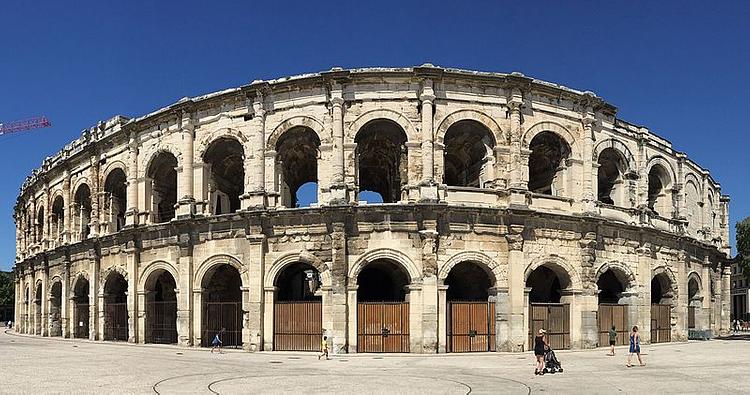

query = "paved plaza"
[[1, 330, 748, 394]]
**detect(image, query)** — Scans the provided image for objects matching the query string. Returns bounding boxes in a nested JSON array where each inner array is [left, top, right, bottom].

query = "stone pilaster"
[[636, 242, 653, 343], [177, 240, 193, 346], [721, 263, 731, 335], [507, 92, 525, 190], [176, 111, 195, 218], [581, 109, 596, 211], [503, 224, 526, 351], [329, 220, 348, 353], [125, 132, 139, 227], [245, 95, 267, 208], [125, 239, 139, 343], [89, 156, 99, 237], [328, 83, 348, 205], [62, 261, 70, 338]]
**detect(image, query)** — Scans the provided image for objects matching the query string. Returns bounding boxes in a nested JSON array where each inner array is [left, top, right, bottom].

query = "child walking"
[[318, 335, 330, 360], [608, 325, 617, 356], [211, 328, 226, 354]]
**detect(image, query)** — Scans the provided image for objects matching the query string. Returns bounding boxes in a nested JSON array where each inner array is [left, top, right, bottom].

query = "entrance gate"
[[357, 302, 409, 353], [529, 303, 570, 350], [145, 301, 178, 344], [598, 304, 628, 346], [651, 304, 671, 343], [104, 302, 128, 341], [274, 301, 322, 351], [688, 306, 696, 329], [74, 303, 89, 339], [447, 302, 495, 352], [202, 301, 242, 348]]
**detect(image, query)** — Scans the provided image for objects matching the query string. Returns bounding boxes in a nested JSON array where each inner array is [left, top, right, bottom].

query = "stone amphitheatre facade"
[[13, 65, 732, 353]]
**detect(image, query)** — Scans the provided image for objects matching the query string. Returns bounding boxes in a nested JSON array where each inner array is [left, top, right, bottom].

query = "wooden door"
[[274, 301, 322, 351], [448, 302, 496, 352], [529, 303, 570, 350], [357, 302, 409, 353], [598, 304, 628, 346], [651, 304, 671, 343]]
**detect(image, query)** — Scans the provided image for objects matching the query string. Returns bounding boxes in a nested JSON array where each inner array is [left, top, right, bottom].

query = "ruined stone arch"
[[684, 173, 702, 192], [72, 178, 91, 197], [47, 275, 63, 296], [267, 115, 327, 151], [438, 250, 502, 286], [593, 138, 636, 171], [139, 260, 180, 291], [348, 248, 421, 284], [435, 109, 507, 146], [522, 120, 580, 158], [594, 261, 637, 291], [71, 271, 90, 289], [98, 265, 129, 295], [101, 161, 128, 185], [524, 254, 582, 291], [348, 108, 418, 142], [196, 127, 249, 159], [687, 271, 702, 297], [194, 254, 249, 289], [265, 251, 332, 289], [651, 265, 679, 300]]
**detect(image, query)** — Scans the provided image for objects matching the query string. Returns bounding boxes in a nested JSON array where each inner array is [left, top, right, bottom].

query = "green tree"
[[736, 217, 750, 282], [0, 271, 14, 305]]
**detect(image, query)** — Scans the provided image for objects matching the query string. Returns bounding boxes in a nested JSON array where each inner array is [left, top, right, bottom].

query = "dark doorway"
[[274, 263, 322, 351], [445, 262, 496, 352], [202, 265, 243, 348], [145, 270, 178, 344]]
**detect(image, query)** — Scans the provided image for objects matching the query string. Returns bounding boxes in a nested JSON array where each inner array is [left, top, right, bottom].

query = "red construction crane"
[[0, 116, 52, 136]]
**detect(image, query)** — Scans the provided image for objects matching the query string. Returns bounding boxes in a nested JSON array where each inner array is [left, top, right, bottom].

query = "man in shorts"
[[608, 325, 617, 356]]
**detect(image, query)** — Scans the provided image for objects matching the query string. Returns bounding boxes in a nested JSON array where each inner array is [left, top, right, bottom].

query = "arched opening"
[[651, 272, 674, 343], [445, 261, 496, 352], [73, 277, 90, 339], [201, 264, 243, 348], [103, 168, 127, 233], [74, 184, 92, 241], [443, 121, 495, 188], [49, 281, 62, 337], [685, 181, 701, 237], [34, 283, 42, 335], [356, 259, 410, 352], [295, 182, 319, 208], [528, 131, 571, 195], [204, 138, 244, 214], [147, 152, 178, 223], [144, 270, 178, 344], [51, 196, 64, 243], [648, 164, 673, 217], [688, 276, 701, 329], [355, 120, 408, 203], [35, 207, 44, 244], [596, 269, 632, 346], [526, 264, 572, 349], [103, 271, 128, 341], [275, 127, 320, 208], [597, 148, 628, 205], [273, 262, 322, 351]]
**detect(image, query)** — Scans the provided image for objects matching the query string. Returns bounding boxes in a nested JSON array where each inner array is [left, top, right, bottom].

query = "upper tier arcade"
[[14, 65, 730, 260]]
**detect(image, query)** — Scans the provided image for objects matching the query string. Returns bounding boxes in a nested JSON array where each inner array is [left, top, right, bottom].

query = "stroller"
[[543, 348, 564, 374]]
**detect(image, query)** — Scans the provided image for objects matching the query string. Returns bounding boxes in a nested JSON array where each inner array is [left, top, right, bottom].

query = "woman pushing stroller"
[[534, 329, 549, 375]]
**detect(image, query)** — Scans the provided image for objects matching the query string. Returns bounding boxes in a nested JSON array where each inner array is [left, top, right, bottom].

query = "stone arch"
[[524, 255, 582, 291], [348, 248, 421, 284], [267, 116, 327, 150], [72, 178, 91, 197], [139, 260, 179, 291], [594, 261, 637, 290], [47, 275, 63, 296], [687, 271, 702, 299], [435, 109, 507, 146], [98, 265, 129, 295], [593, 138, 636, 171], [71, 270, 90, 287], [645, 156, 676, 188], [194, 254, 249, 289], [684, 173, 702, 192], [265, 251, 331, 289], [141, 146, 182, 179], [522, 121, 580, 158], [101, 161, 128, 185], [438, 251, 502, 286], [49, 189, 65, 207], [348, 108, 418, 142], [651, 265, 679, 301], [197, 127, 249, 159]]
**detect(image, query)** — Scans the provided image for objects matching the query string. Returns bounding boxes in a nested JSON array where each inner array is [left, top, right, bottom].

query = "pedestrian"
[[608, 325, 617, 356], [318, 335, 330, 360], [210, 328, 226, 354], [626, 325, 645, 367], [534, 329, 548, 375]]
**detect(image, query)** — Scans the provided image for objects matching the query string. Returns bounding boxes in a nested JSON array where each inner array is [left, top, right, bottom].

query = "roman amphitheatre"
[[12, 65, 732, 354]]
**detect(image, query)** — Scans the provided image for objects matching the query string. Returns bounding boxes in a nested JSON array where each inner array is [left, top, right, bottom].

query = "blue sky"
[[1, 1, 748, 270]]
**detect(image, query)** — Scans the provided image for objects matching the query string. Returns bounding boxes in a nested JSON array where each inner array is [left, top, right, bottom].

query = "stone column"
[[90, 252, 100, 340], [437, 283, 448, 353], [89, 156, 100, 238], [137, 290, 147, 344], [30, 199, 37, 246], [177, 253, 193, 346], [504, 225, 526, 351], [262, 286, 275, 351], [329, 86, 348, 204], [721, 263, 731, 335], [329, 221, 348, 353], [419, 80, 438, 201], [581, 111, 596, 211], [636, 130, 649, 207], [176, 112, 195, 218], [246, 97, 267, 208], [508, 95, 525, 190], [62, 170, 71, 242], [41, 269, 48, 336], [125, 132, 139, 227], [346, 286, 358, 352]]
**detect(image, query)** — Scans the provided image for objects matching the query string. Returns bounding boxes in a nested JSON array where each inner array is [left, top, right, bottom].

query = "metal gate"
[[529, 303, 570, 350], [104, 302, 128, 341], [274, 301, 322, 351], [598, 304, 628, 346], [145, 301, 178, 344], [651, 304, 672, 343], [74, 303, 89, 339], [688, 306, 696, 329], [202, 302, 242, 348], [357, 302, 409, 353], [447, 302, 496, 352]]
